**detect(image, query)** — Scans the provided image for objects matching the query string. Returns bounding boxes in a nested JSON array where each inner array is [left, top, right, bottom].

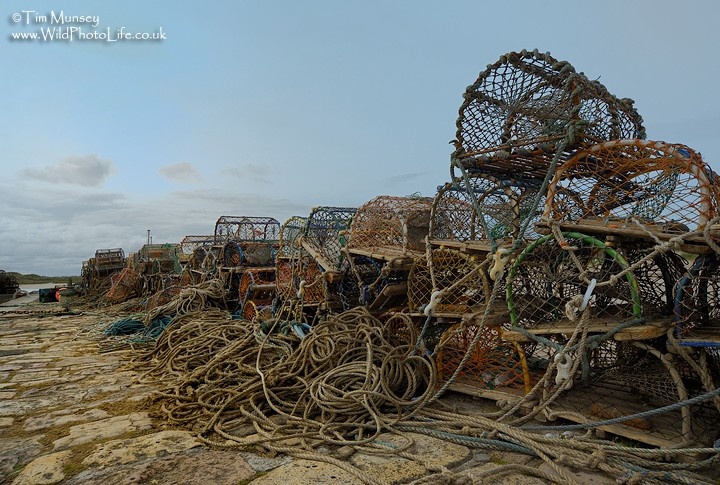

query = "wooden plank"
[[535, 221, 713, 253], [428, 239, 493, 254], [502, 318, 672, 342], [676, 329, 720, 347], [346, 246, 423, 266], [368, 283, 408, 311]]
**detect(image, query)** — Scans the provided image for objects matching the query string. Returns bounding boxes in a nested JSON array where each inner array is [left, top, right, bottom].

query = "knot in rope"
[[564, 294, 585, 323], [586, 448, 607, 469]]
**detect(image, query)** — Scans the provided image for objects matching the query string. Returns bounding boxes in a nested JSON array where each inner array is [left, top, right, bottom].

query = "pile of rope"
[[134, 306, 719, 484]]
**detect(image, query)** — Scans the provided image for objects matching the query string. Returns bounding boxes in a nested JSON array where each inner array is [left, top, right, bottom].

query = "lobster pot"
[[213, 216, 281, 244], [276, 254, 325, 305], [431, 177, 545, 246], [408, 248, 489, 314], [145, 286, 182, 312], [301, 206, 356, 271], [347, 195, 433, 253], [436, 323, 529, 393], [94, 248, 126, 274], [278, 216, 308, 259], [506, 233, 641, 330], [452, 49, 645, 180], [238, 268, 276, 316], [544, 140, 720, 241], [105, 267, 140, 304], [180, 235, 214, 256]]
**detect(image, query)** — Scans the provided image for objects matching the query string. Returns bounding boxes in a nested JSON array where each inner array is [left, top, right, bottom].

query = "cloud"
[[21, 154, 114, 187], [0, 181, 310, 276], [158, 162, 204, 183], [222, 163, 272, 184]]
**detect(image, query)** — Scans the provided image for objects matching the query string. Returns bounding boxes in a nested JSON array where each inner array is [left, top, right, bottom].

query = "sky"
[[1, 0, 719, 276]]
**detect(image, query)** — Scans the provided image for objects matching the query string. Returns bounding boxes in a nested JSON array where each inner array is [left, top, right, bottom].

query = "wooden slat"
[[428, 239, 493, 254], [300, 241, 337, 272], [501, 317, 672, 342], [368, 283, 408, 311], [535, 221, 713, 254], [345, 246, 420, 268]]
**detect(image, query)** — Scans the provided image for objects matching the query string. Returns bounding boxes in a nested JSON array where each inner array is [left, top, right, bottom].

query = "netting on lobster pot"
[[407, 248, 490, 315], [556, 338, 719, 446], [506, 232, 642, 330], [436, 323, 530, 393], [276, 216, 307, 301], [347, 195, 433, 253], [452, 49, 645, 181], [301, 206, 356, 272], [276, 216, 325, 306], [544, 140, 720, 237], [213, 216, 280, 266], [431, 176, 545, 246], [180, 235, 215, 256], [339, 196, 432, 311], [670, 252, 720, 435]]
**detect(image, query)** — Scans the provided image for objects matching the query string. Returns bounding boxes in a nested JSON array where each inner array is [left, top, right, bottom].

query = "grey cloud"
[[222, 164, 272, 184], [21, 154, 114, 187], [159, 162, 204, 183]]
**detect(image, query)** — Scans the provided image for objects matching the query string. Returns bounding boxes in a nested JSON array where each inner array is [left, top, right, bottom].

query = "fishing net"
[[543, 140, 720, 238], [179, 235, 214, 255], [338, 196, 432, 312], [105, 267, 140, 303], [452, 49, 645, 180], [276, 216, 307, 301], [674, 253, 720, 337]]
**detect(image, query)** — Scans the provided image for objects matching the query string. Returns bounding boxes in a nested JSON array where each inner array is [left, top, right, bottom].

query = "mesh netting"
[[544, 140, 720, 235], [437, 323, 529, 392], [94, 248, 126, 272], [407, 248, 489, 314], [452, 49, 645, 180], [278, 216, 307, 259], [431, 176, 544, 245], [301, 206, 356, 271], [180, 236, 214, 255], [347, 195, 433, 253], [674, 253, 720, 336], [105, 267, 140, 303], [507, 233, 641, 329]]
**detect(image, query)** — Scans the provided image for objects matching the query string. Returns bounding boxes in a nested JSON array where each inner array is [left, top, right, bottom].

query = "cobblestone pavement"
[[0, 297, 618, 484]]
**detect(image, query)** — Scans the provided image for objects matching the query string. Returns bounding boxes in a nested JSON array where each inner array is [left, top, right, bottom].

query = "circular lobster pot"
[[544, 140, 720, 241], [452, 49, 645, 180], [431, 176, 544, 246]]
